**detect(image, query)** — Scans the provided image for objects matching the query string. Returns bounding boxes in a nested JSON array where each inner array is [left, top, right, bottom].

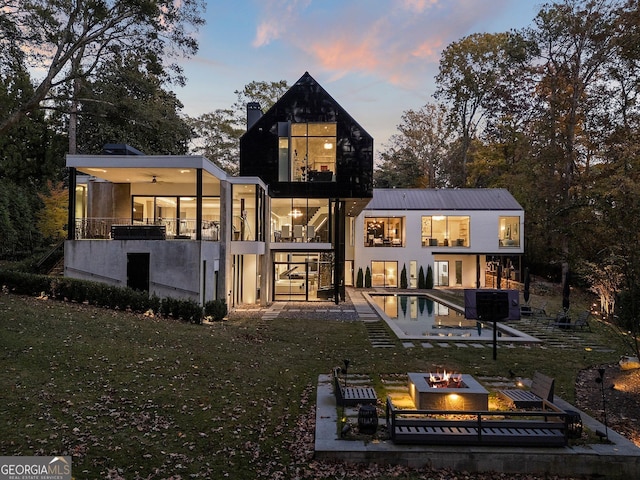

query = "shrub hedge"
[[0, 270, 205, 324], [204, 299, 228, 321]]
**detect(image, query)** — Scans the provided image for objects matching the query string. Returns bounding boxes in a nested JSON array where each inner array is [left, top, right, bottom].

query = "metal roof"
[[364, 188, 523, 211]]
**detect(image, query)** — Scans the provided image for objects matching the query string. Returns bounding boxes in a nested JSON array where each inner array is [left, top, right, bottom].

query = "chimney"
[[247, 102, 263, 130]]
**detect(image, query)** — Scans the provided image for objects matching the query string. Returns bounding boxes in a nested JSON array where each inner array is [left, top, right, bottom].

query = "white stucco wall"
[[65, 240, 221, 302], [353, 208, 524, 289]]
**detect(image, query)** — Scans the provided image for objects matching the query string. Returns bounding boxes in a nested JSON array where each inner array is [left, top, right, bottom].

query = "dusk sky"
[[176, 0, 542, 150]]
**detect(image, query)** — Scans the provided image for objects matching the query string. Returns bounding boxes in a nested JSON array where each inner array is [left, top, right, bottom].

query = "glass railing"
[[73, 218, 220, 241], [272, 225, 328, 243]]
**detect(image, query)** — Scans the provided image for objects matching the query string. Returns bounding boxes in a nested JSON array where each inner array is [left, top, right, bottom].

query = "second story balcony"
[[74, 218, 220, 241]]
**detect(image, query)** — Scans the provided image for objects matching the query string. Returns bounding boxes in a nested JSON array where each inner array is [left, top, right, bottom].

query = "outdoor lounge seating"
[[385, 397, 569, 447], [549, 311, 571, 328], [333, 367, 377, 407], [527, 302, 549, 322], [551, 310, 592, 331], [498, 371, 555, 409], [521, 301, 547, 317]]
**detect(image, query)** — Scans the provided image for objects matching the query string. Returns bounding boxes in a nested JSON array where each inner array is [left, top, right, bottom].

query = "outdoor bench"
[[333, 367, 377, 407], [498, 371, 555, 409], [385, 397, 569, 447]]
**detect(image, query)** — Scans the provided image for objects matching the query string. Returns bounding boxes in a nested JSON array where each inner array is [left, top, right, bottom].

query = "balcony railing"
[[421, 238, 468, 247], [272, 225, 328, 243], [74, 218, 220, 241]]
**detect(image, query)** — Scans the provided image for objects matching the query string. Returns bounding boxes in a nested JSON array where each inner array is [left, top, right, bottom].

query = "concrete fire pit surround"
[[408, 372, 489, 411], [314, 373, 640, 479]]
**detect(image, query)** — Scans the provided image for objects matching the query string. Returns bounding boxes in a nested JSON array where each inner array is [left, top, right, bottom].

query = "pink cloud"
[[252, 0, 517, 88], [399, 0, 440, 13], [252, 0, 311, 47], [253, 21, 283, 47]]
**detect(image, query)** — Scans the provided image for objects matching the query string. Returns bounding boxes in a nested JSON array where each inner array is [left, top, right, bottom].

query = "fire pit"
[[408, 372, 489, 411]]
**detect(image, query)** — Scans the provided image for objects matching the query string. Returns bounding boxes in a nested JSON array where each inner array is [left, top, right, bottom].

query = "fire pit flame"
[[428, 370, 464, 388], [409, 372, 489, 410]]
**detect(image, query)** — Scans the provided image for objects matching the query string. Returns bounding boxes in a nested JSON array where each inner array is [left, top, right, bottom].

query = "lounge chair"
[[550, 311, 571, 329], [531, 301, 548, 317], [571, 311, 592, 331], [551, 310, 591, 331]]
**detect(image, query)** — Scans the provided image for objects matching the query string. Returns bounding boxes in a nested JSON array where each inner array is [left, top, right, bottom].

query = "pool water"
[[368, 293, 531, 341]]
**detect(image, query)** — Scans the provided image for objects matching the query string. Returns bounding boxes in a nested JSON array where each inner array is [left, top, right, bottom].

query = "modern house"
[[65, 72, 373, 306], [64, 72, 524, 307], [239, 72, 373, 302], [351, 189, 524, 290]]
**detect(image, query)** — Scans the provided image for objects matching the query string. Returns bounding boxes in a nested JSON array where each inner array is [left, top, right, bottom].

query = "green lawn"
[[0, 292, 625, 479]]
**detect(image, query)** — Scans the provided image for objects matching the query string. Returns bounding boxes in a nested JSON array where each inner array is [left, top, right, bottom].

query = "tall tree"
[[76, 54, 192, 155], [375, 103, 451, 188], [0, 0, 204, 135], [0, 178, 41, 258], [525, 0, 626, 287], [188, 109, 244, 174], [435, 32, 529, 186], [0, 64, 65, 185], [232, 80, 290, 124], [188, 80, 289, 174]]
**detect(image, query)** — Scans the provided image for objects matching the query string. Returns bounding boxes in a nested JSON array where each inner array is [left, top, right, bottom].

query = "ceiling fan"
[[148, 174, 166, 184]]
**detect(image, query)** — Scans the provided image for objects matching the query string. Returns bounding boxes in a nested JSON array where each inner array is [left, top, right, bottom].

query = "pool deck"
[[314, 373, 640, 478], [364, 291, 542, 343]]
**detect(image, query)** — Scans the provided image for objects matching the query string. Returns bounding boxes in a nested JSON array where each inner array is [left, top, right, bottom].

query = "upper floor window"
[[421, 215, 469, 247], [364, 217, 404, 247], [232, 184, 266, 241], [278, 122, 336, 182], [499, 216, 520, 247]]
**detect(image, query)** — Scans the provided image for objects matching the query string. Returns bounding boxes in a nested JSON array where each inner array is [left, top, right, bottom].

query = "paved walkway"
[[255, 288, 615, 352]]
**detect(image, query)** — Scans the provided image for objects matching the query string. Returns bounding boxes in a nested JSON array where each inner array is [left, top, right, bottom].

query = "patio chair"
[[531, 301, 548, 317], [571, 311, 592, 331], [550, 310, 572, 329], [531, 302, 551, 325]]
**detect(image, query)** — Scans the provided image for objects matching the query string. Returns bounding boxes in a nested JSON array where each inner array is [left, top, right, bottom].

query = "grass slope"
[[0, 292, 624, 478]]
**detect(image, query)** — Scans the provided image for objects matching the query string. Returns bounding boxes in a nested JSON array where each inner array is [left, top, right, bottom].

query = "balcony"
[[74, 218, 220, 241]]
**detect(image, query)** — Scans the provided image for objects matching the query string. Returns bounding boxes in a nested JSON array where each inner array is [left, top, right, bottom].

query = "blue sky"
[[176, 0, 541, 150]]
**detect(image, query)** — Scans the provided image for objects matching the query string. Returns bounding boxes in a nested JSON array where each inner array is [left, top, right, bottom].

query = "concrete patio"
[[314, 373, 640, 478]]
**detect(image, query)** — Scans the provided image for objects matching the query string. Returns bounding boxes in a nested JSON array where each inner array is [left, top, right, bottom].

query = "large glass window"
[[273, 252, 333, 301], [421, 215, 469, 247], [131, 196, 220, 239], [364, 217, 404, 247], [434, 261, 449, 286], [232, 184, 263, 241], [279, 122, 337, 182], [371, 261, 398, 287], [499, 216, 520, 247], [271, 198, 330, 242]]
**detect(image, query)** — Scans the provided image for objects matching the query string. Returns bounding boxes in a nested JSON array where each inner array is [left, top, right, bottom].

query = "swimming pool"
[[366, 293, 539, 342]]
